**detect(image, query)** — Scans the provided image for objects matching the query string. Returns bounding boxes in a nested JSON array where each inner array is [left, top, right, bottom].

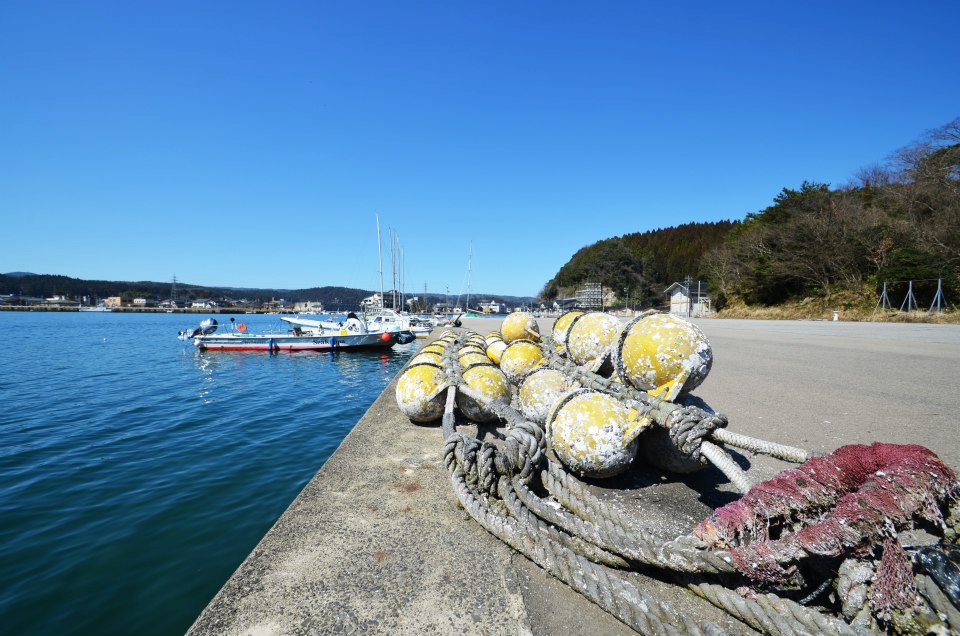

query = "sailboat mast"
[[391, 230, 398, 311], [466, 241, 473, 311], [376, 214, 384, 312]]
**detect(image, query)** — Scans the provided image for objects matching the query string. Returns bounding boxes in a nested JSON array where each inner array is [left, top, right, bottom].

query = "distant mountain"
[[540, 220, 738, 303], [0, 273, 535, 309]]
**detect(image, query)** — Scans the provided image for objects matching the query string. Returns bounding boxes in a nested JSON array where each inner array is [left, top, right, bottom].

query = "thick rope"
[[429, 331, 955, 636], [690, 583, 875, 636]]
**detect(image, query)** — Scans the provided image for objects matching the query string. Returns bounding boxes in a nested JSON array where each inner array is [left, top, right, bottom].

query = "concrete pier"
[[188, 317, 960, 635]]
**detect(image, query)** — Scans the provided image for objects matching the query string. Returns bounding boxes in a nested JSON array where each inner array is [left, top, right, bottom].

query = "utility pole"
[[697, 280, 702, 318]]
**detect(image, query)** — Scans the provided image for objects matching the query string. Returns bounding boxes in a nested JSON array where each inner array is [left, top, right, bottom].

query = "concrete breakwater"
[[187, 317, 960, 635]]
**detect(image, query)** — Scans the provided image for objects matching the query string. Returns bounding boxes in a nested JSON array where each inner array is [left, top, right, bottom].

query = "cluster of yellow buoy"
[[396, 329, 511, 424], [395, 310, 713, 479]]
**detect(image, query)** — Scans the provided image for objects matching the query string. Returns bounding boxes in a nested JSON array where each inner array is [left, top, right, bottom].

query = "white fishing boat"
[[282, 309, 423, 342], [79, 304, 111, 312], [178, 318, 399, 352]]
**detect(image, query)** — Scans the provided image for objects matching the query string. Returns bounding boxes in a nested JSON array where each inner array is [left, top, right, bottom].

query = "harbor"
[[3, 3, 958, 634], [187, 316, 960, 634]]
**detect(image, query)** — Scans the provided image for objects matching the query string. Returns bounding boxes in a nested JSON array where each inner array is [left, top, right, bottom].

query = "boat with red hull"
[[193, 331, 398, 352]]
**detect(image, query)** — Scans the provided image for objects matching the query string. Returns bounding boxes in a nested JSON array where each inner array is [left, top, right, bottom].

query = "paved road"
[[461, 316, 960, 471], [693, 319, 960, 472]]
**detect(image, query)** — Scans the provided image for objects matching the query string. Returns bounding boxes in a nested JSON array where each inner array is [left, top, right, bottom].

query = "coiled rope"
[[417, 331, 957, 635]]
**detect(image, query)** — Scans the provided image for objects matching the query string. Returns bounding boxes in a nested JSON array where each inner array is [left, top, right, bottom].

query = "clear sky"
[[1, 1, 957, 296]]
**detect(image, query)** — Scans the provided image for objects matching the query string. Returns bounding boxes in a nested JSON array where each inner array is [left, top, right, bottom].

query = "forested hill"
[[540, 221, 738, 302], [543, 118, 960, 311]]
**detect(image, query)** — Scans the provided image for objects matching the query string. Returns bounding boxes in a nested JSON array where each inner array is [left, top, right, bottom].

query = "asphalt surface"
[[462, 316, 960, 471]]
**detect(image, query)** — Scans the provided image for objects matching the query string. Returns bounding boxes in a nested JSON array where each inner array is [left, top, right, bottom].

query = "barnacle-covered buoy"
[[457, 364, 509, 422], [546, 389, 648, 478], [458, 352, 491, 368], [421, 343, 447, 356], [499, 340, 545, 382], [395, 363, 447, 423], [566, 312, 622, 367], [484, 332, 502, 346], [501, 312, 541, 343], [551, 310, 584, 351], [611, 313, 712, 399], [485, 339, 508, 365], [409, 351, 443, 366], [517, 368, 577, 424]]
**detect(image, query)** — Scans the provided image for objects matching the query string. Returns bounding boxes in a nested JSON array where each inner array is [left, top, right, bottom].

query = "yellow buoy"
[[458, 352, 491, 368], [551, 310, 584, 351], [517, 368, 577, 424], [611, 313, 712, 399], [546, 389, 648, 478], [421, 343, 447, 356], [409, 351, 443, 366], [485, 339, 508, 365], [484, 332, 503, 346], [395, 363, 448, 423], [457, 364, 509, 422], [499, 340, 545, 382], [458, 344, 486, 356], [565, 312, 622, 367], [501, 312, 541, 343]]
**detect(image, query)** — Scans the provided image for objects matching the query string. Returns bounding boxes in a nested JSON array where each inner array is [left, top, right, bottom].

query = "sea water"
[[0, 311, 416, 635]]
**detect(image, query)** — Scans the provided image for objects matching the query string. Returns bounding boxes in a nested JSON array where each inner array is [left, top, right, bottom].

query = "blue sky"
[[1, 1, 957, 296]]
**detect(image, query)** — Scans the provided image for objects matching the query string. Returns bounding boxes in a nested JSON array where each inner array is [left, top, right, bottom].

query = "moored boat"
[[178, 318, 399, 352], [193, 331, 398, 352]]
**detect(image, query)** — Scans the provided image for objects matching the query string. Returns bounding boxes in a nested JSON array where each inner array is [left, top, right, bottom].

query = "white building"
[[360, 293, 383, 312], [575, 282, 603, 309], [133, 298, 147, 307], [293, 301, 324, 313], [664, 282, 711, 318]]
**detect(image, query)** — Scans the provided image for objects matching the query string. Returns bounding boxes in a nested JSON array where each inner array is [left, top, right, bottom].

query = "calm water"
[[0, 311, 417, 635]]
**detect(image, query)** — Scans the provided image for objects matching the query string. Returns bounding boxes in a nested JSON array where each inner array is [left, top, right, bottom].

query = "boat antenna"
[[376, 214, 384, 314]]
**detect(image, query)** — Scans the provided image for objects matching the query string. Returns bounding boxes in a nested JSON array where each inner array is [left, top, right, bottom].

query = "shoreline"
[[0, 305, 303, 314]]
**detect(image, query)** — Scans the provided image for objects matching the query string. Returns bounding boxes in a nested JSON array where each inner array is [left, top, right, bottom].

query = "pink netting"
[[694, 443, 959, 581]]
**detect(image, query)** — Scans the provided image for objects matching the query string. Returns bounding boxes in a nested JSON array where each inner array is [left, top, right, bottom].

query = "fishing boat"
[[79, 304, 111, 312], [281, 308, 425, 341], [178, 319, 399, 352]]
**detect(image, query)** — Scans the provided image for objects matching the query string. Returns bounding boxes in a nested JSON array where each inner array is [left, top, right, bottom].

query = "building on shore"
[[360, 293, 383, 312], [665, 281, 711, 318], [575, 282, 603, 309], [105, 297, 123, 308], [293, 301, 324, 313]]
